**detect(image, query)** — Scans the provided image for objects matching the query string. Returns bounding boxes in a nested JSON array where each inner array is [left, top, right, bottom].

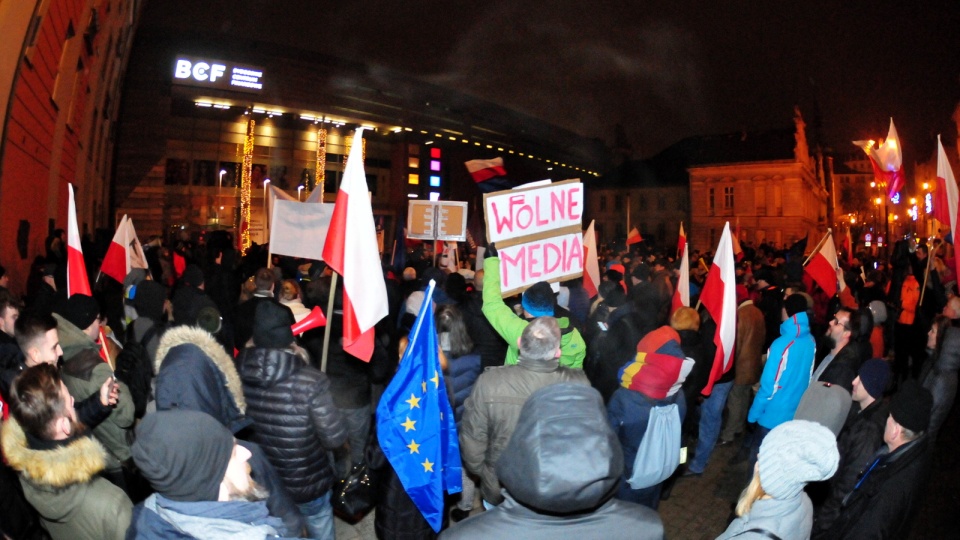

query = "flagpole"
[[802, 229, 833, 266], [320, 272, 338, 373], [919, 238, 937, 306]]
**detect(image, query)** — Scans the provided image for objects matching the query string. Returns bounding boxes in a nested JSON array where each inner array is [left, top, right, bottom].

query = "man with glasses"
[[813, 308, 862, 392]]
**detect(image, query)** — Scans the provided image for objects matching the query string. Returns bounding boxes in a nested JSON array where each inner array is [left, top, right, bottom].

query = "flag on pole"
[[626, 227, 643, 246], [854, 118, 904, 199], [101, 215, 148, 283], [804, 231, 839, 297], [322, 129, 389, 361], [843, 228, 855, 267], [731, 229, 744, 263], [935, 136, 960, 280], [699, 222, 737, 395], [377, 280, 462, 532], [67, 184, 111, 364], [583, 220, 601, 297], [671, 240, 690, 313]]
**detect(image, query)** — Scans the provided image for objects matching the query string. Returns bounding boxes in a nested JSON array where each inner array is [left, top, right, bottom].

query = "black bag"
[[114, 324, 159, 418], [332, 425, 386, 522]]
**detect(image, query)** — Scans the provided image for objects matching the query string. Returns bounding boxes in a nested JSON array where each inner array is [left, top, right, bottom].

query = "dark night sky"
[[144, 0, 960, 161]]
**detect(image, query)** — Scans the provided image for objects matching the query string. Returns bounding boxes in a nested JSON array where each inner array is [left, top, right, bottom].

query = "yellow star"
[[405, 393, 421, 410], [401, 417, 416, 432], [422, 458, 434, 472], [422, 380, 427, 392], [407, 440, 420, 454], [430, 370, 440, 388]]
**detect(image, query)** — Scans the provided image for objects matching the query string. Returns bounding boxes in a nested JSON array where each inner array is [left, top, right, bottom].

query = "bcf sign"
[[172, 55, 264, 93]]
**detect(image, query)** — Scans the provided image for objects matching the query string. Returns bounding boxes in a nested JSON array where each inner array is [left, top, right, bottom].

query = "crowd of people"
[[0, 227, 954, 540]]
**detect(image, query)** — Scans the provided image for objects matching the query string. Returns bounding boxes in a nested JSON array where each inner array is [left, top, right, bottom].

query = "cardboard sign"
[[483, 179, 583, 247], [406, 201, 468, 241], [497, 232, 584, 296]]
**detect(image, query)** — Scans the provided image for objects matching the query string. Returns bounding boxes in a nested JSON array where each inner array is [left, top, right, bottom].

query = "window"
[[708, 188, 715, 215], [774, 185, 783, 216], [723, 186, 734, 209], [676, 195, 686, 211], [599, 195, 607, 211], [614, 195, 623, 211], [408, 144, 420, 155], [408, 157, 419, 168], [408, 173, 419, 185]]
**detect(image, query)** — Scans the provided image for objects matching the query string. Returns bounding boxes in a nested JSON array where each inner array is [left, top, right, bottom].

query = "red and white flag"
[[322, 129, 388, 361], [583, 220, 601, 297], [934, 136, 960, 278], [731, 227, 744, 263], [626, 227, 643, 246], [67, 184, 92, 297], [101, 215, 148, 283], [67, 184, 110, 363], [804, 231, 839, 297], [699, 222, 737, 395], [671, 238, 689, 313], [854, 118, 904, 199], [464, 157, 507, 183]]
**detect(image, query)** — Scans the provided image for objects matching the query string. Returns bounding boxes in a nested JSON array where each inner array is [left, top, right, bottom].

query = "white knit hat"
[[758, 420, 839, 499]]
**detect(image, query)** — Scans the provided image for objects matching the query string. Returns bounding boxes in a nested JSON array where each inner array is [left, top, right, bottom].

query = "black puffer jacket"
[[237, 347, 348, 503]]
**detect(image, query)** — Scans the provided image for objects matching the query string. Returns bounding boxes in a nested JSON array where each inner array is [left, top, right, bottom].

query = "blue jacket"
[[748, 312, 815, 429], [127, 494, 300, 539], [446, 350, 482, 424], [607, 387, 686, 478]]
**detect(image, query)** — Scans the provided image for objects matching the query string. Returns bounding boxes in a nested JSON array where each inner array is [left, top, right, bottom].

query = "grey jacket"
[[717, 493, 813, 540], [921, 325, 960, 441], [459, 357, 588, 504]]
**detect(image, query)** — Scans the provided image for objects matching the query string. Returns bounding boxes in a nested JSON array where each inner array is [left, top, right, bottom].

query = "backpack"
[[627, 402, 681, 489], [114, 324, 159, 419]]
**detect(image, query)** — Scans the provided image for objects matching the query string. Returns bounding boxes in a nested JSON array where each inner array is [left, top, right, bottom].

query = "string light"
[[239, 118, 255, 255], [314, 127, 327, 200]]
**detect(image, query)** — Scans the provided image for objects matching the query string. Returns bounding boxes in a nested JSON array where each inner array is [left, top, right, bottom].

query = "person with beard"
[[813, 307, 862, 392], [1, 363, 132, 539], [128, 409, 300, 539]]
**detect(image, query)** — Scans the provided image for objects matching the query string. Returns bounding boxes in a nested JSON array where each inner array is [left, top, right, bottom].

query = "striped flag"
[[699, 222, 737, 395]]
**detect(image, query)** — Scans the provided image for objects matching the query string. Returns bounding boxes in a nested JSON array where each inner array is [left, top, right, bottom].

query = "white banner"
[[269, 198, 335, 260], [497, 232, 584, 296]]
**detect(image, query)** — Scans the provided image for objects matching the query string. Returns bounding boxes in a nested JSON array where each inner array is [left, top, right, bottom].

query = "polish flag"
[[854, 118, 904, 199], [676, 222, 686, 260], [626, 227, 643, 246], [671, 239, 690, 313], [67, 184, 111, 364], [699, 222, 737, 395], [465, 157, 507, 183], [583, 220, 601, 297], [322, 129, 388, 361], [935, 136, 960, 279], [101, 215, 148, 283], [731, 229, 744, 263], [804, 232, 839, 297]]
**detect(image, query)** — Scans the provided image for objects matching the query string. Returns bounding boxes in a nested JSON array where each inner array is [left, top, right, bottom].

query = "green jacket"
[[481, 257, 586, 369], [1, 418, 131, 540], [53, 314, 135, 470]]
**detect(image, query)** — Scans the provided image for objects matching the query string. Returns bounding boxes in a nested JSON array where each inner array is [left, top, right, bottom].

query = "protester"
[[717, 420, 839, 540], [1, 363, 132, 539], [442, 383, 664, 539]]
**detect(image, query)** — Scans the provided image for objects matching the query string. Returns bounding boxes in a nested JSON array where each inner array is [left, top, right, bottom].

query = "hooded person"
[[718, 420, 839, 540], [607, 325, 694, 509], [236, 300, 348, 540], [128, 410, 300, 539], [129, 279, 168, 364], [52, 294, 135, 489], [153, 318, 304, 535], [481, 245, 586, 369], [442, 383, 664, 539]]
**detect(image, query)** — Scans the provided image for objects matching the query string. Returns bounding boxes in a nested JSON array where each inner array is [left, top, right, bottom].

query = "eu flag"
[[377, 280, 462, 532]]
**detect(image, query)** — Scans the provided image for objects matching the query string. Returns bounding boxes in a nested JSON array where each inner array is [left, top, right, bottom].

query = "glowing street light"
[[297, 185, 304, 201], [217, 169, 227, 226]]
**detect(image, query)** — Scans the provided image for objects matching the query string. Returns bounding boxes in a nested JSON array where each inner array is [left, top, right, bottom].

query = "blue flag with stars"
[[377, 280, 462, 532]]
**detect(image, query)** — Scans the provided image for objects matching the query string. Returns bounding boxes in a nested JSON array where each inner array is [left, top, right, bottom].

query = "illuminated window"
[[724, 186, 734, 209], [430, 160, 441, 171], [408, 174, 419, 185], [408, 144, 420, 155], [430, 148, 441, 159], [430, 176, 441, 187], [429, 192, 440, 201], [408, 157, 420, 168]]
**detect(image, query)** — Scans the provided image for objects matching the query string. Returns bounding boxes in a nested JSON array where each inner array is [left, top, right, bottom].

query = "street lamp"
[[218, 170, 226, 226], [297, 185, 304, 201]]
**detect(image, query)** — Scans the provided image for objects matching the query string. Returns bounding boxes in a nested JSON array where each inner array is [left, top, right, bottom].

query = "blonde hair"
[[735, 467, 768, 517]]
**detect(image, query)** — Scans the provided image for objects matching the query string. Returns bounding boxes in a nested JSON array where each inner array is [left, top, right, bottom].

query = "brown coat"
[[735, 301, 765, 385]]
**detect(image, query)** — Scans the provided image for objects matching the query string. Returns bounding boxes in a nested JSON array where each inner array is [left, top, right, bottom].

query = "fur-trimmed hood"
[[1, 417, 107, 488], [156, 325, 245, 412]]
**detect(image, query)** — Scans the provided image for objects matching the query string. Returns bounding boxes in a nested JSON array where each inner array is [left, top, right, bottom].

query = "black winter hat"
[[784, 294, 808, 317], [133, 281, 167, 321], [56, 294, 99, 330], [253, 301, 295, 348], [889, 380, 933, 433], [180, 265, 205, 288], [131, 410, 234, 502]]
